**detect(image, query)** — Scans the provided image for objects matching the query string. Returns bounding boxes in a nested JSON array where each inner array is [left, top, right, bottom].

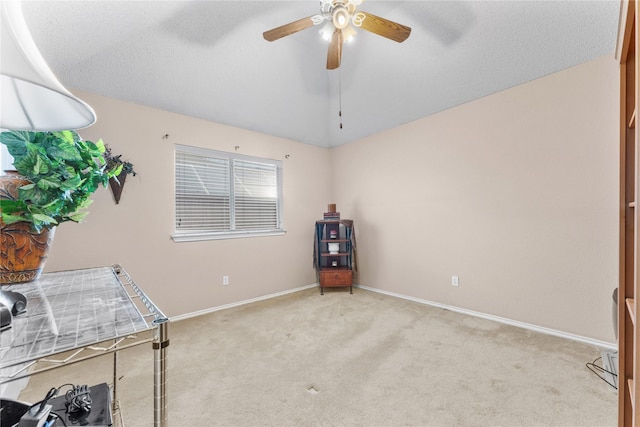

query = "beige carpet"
[[18, 287, 617, 426]]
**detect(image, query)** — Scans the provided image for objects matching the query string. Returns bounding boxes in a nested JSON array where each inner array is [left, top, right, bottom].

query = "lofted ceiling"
[[21, 1, 620, 148]]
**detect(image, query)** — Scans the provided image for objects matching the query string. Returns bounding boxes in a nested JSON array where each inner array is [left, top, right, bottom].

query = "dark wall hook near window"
[[109, 173, 128, 204], [104, 145, 137, 205]]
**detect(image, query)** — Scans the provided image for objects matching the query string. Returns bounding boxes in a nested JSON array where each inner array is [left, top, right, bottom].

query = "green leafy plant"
[[103, 144, 136, 178], [0, 130, 117, 232]]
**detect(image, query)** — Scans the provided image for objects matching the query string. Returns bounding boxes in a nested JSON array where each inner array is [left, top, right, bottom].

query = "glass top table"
[[0, 265, 169, 426]]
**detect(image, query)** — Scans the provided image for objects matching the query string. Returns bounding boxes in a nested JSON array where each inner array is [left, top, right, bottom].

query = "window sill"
[[172, 229, 286, 243]]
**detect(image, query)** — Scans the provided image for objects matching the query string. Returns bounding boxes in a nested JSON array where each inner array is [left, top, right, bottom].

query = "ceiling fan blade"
[[358, 11, 411, 43], [327, 29, 343, 70], [263, 16, 316, 42]]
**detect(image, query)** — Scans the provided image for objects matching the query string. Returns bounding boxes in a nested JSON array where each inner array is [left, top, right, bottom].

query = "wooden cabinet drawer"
[[320, 269, 352, 287]]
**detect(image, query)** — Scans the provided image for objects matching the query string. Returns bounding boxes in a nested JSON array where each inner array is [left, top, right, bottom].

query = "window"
[[174, 145, 284, 242]]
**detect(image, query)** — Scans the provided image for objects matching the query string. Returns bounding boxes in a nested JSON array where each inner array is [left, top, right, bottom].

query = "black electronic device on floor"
[[1, 383, 112, 427], [49, 383, 112, 427], [0, 398, 55, 427], [0, 398, 30, 426]]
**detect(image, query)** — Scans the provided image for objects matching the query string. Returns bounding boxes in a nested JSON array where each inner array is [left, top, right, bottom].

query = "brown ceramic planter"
[[0, 223, 55, 284], [0, 172, 56, 284]]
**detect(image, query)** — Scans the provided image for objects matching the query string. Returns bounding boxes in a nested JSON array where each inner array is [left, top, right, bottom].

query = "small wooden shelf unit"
[[315, 220, 354, 294]]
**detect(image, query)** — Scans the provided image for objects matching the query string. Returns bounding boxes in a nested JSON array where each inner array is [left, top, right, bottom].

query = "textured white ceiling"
[[21, 1, 620, 148]]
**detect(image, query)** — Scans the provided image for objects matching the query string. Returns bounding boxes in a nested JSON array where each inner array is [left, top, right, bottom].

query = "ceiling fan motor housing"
[[329, 1, 365, 30], [332, 6, 350, 29]]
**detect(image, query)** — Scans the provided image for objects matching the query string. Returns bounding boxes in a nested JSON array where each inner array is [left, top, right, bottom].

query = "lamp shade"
[[0, 0, 96, 131]]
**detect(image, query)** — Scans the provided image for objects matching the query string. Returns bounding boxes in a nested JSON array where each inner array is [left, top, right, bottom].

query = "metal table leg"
[[153, 320, 169, 427], [113, 347, 118, 414]]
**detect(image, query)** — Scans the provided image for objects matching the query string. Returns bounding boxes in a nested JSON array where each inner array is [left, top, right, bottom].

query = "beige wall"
[[43, 54, 618, 343], [331, 55, 619, 343], [44, 92, 332, 317]]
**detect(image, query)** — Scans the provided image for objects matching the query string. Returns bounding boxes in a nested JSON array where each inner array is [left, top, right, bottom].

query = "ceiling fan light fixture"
[[332, 6, 350, 30], [320, 22, 334, 42], [342, 25, 356, 43]]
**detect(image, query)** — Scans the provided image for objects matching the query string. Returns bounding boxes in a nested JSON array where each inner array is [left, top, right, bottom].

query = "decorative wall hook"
[[104, 145, 137, 205]]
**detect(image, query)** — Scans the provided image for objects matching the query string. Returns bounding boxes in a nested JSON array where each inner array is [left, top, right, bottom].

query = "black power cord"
[[23, 387, 67, 427], [586, 355, 618, 390], [26, 383, 92, 427], [64, 384, 92, 414], [27, 386, 58, 417]]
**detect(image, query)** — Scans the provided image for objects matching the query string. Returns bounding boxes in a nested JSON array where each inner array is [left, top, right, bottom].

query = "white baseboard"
[[356, 284, 617, 351], [171, 283, 318, 322], [171, 282, 617, 351]]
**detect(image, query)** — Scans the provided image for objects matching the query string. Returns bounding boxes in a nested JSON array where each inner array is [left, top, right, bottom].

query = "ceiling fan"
[[263, 0, 411, 70]]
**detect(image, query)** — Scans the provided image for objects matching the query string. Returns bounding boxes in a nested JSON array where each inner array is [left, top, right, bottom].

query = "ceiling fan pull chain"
[[339, 68, 343, 129]]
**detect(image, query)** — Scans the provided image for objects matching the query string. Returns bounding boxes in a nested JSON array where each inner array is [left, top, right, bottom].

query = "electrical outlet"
[[223, 275, 229, 286], [451, 276, 459, 287]]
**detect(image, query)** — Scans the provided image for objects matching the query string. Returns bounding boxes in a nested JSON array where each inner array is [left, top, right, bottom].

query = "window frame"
[[173, 144, 284, 242]]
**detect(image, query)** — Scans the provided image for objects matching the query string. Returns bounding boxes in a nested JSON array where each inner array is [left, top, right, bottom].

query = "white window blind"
[[174, 145, 283, 241], [234, 160, 279, 230]]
